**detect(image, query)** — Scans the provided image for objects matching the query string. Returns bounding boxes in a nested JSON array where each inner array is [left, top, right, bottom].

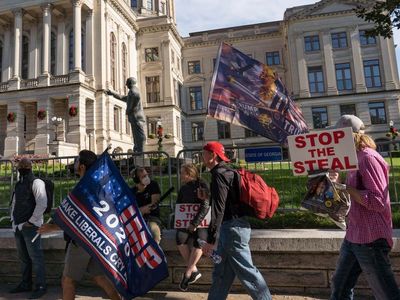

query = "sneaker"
[[28, 286, 46, 299], [9, 283, 32, 294], [179, 274, 190, 292], [188, 271, 202, 284]]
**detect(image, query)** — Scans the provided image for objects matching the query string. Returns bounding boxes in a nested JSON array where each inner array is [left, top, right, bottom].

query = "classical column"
[[379, 36, 398, 90], [72, 0, 82, 71], [28, 21, 38, 79], [85, 9, 94, 78], [41, 3, 52, 75], [1, 25, 11, 82], [295, 35, 310, 98], [56, 16, 66, 75], [12, 8, 23, 79], [350, 26, 367, 93], [322, 31, 338, 95]]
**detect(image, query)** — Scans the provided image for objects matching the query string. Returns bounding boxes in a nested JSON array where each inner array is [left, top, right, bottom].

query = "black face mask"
[[18, 168, 31, 177]]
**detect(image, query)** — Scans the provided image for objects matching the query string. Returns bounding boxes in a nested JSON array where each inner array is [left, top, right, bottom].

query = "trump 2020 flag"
[[208, 43, 308, 143], [53, 152, 168, 299]]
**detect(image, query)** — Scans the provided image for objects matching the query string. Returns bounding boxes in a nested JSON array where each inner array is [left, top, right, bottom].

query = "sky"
[[175, 0, 400, 72]]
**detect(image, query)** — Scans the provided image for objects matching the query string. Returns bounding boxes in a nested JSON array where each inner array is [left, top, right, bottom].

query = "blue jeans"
[[330, 239, 400, 300], [208, 218, 271, 300], [14, 225, 46, 288]]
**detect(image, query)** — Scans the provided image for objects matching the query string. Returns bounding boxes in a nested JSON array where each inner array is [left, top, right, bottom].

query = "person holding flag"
[[38, 150, 120, 300]]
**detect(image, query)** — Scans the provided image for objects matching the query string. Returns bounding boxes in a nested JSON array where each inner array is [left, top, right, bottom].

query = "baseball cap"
[[333, 115, 365, 133], [17, 157, 32, 169], [203, 141, 230, 162]]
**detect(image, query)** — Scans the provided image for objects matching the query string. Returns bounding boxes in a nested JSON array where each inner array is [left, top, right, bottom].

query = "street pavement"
[[0, 284, 325, 300]]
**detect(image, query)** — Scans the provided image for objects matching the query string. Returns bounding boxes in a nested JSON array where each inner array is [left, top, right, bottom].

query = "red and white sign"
[[287, 127, 358, 176], [174, 203, 211, 229]]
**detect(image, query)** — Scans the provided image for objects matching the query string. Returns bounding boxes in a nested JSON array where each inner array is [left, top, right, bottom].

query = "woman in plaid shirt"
[[329, 115, 400, 300]]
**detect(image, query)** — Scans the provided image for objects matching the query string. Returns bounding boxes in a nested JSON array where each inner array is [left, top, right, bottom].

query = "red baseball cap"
[[203, 141, 230, 162]]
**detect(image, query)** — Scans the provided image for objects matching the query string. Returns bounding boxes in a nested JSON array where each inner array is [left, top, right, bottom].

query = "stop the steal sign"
[[287, 127, 358, 176], [174, 203, 211, 229]]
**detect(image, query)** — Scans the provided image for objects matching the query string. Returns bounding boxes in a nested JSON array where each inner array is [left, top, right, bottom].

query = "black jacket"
[[207, 163, 243, 244], [176, 179, 210, 228]]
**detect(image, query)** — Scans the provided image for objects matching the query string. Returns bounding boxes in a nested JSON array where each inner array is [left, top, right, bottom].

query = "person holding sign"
[[328, 115, 400, 300], [176, 164, 210, 291]]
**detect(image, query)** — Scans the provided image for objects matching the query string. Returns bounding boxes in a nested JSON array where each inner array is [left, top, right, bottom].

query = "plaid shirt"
[[345, 147, 393, 247]]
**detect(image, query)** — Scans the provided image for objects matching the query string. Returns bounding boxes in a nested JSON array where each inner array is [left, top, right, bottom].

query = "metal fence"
[[0, 141, 399, 226]]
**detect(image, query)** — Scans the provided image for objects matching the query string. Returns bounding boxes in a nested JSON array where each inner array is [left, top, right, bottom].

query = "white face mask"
[[141, 176, 150, 186]]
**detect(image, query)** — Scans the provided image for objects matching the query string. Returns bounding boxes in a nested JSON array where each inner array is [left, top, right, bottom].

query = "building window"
[[340, 104, 356, 116], [359, 30, 376, 46], [110, 33, 117, 90], [369, 102, 387, 124], [192, 122, 204, 141], [171, 50, 175, 64], [145, 47, 158, 62], [364, 60, 382, 88], [122, 43, 127, 90], [113, 106, 121, 132], [217, 121, 231, 139], [335, 63, 352, 91], [147, 117, 160, 137], [266, 51, 280, 66], [50, 31, 57, 75], [68, 30, 85, 71], [312, 107, 328, 129], [146, 76, 160, 103], [188, 60, 201, 74], [178, 83, 183, 108], [245, 128, 258, 138], [176, 116, 181, 139], [304, 35, 320, 52], [331, 32, 348, 49], [147, 0, 153, 10], [21, 35, 29, 79], [189, 86, 202, 110], [131, 0, 138, 8], [308, 66, 324, 93], [126, 115, 130, 135]]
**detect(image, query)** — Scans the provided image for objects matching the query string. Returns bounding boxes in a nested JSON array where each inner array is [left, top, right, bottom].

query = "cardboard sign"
[[287, 127, 358, 176], [174, 203, 211, 229]]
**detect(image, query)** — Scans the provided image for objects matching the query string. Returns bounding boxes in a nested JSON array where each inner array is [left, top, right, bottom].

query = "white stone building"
[[0, 0, 398, 158]]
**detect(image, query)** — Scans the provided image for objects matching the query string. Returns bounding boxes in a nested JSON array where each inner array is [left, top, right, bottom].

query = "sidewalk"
[[0, 284, 325, 300]]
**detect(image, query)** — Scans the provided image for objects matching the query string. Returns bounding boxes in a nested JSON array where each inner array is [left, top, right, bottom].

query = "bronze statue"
[[106, 77, 146, 153]]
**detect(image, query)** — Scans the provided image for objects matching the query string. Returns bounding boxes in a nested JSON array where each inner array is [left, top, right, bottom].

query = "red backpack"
[[236, 168, 279, 219]]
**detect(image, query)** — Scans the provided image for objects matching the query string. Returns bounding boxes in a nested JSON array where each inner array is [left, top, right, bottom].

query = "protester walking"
[[329, 115, 400, 300], [131, 167, 162, 244], [198, 142, 271, 300], [9, 158, 47, 299], [38, 150, 120, 300], [176, 164, 210, 291]]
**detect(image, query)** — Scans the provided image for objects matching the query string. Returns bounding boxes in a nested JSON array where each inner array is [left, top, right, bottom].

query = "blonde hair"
[[353, 132, 376, 151], [181, 163, 199, 181]]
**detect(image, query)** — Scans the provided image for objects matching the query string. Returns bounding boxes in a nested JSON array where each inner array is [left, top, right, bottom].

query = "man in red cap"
[[198, 141, 271, 300]]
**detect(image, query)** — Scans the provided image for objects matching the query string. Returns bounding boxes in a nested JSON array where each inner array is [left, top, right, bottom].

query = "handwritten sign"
[[287, 127, 358, 176], [174, 203, 211, 229]]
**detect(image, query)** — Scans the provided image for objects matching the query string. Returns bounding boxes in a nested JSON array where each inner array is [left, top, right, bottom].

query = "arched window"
[[0, 40, 3, 82], [50, 31, 57, 75], [122, 42, 127, 89], [110, 32, 116, 90], [68, 29, 86, 72], [21, 35, 29, 79]]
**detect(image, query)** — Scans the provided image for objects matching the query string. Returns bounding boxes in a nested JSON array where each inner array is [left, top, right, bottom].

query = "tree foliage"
[[356, 1, 400, 39]]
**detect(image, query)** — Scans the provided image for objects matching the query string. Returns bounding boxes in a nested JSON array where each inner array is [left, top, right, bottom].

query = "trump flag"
[[53, 152, 168, 299], [208, 43, 308, 143]]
